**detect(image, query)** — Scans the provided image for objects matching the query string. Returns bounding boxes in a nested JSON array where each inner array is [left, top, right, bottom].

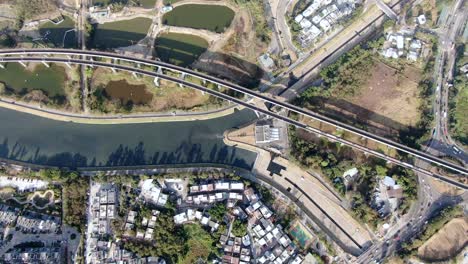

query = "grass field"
[[162, 4, 234, 33], [39, 16, 76, 48], [155, 32, 208, 67], [91, 17, 152, 49]]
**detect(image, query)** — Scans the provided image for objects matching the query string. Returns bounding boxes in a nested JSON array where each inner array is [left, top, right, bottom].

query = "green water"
[[0, 107, 258, 169], [91, 17, 152, 49], [39, 16, 77, 48], [0, 63, 66, 97], [163, 4, 235, 33], [155, 32, 208, 67]]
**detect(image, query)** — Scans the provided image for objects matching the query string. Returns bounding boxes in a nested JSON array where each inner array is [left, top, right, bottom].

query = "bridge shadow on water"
[[0, 138, 253, 170]]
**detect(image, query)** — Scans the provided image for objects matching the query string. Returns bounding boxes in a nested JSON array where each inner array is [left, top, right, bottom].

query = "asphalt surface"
[[0, 49, 466, 176]]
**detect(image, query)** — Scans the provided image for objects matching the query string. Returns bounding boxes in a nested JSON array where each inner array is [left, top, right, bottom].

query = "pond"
[[91, 17, 152, 49], [39, 16, 76, 48], [155, 32, 208, 67], [0, 107, 258, 170], [104, 79, 153, 104], [0, 62, 66, 98], [163, 4, 235, 33]]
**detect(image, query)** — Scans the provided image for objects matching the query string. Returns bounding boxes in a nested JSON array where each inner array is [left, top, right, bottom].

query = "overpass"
[[0, 51, 466, 185], [374, 0, 398, 20]]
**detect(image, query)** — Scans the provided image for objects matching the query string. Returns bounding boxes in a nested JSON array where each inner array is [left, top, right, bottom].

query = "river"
[[0, 107, 258, 170]]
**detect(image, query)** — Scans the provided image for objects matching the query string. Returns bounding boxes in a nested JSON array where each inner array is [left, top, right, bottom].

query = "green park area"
[[0, 62, 66, 98], [39, 16, 76, 48], [91, 17, 152, 49], [155, 32, 209, 67], [163, 4, 234, 33]]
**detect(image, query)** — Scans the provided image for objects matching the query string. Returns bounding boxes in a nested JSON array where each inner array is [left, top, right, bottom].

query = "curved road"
[[0, 49, 466, 176]]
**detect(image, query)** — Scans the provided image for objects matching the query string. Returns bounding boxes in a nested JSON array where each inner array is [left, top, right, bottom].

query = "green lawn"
[[39, 16, 76, 48], [162, 4, 234, 33], [0, 63, 66, 97], [155, 32, 208, 67], [91, 17, 152, 49]]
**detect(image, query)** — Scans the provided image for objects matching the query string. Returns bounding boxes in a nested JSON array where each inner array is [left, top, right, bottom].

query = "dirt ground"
[[418, 218, 468, 261], [322, 61, 422, 137]]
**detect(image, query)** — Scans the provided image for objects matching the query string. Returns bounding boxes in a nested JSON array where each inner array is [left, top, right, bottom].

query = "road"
[[429, 0, 467, 164], [357, 1, 467, 262], [0, 55, 467, 188], [0, 49, 466, 176]]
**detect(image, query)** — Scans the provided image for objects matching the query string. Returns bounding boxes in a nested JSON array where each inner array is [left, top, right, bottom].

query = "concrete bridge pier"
[[154, 77, 159, 87], [41, 61, 50, 68], [18, 61, 27, 68], [180, 72, 186, 79], [65, 62, 72, 69], [156, 66, 163, 75], [0, 63, 4, 69], [132, 72, 139, 78], [111, 68, 116, 73]]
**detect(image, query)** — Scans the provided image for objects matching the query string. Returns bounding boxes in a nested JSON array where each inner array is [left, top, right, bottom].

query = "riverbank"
[[0, 98, 244, 124]]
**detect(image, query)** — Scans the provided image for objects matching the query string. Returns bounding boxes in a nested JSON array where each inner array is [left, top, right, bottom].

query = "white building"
[[139, 179, 168, 206]]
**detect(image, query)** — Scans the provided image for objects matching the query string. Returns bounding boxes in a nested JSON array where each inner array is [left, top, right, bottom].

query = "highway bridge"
[[0, 50, 466, 188]]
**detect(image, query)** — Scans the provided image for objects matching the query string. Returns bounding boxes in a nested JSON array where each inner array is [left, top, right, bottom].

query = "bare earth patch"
[[352, 62, 421, 127], [322, 61, 422, 136], [418, 218, 468, 261]]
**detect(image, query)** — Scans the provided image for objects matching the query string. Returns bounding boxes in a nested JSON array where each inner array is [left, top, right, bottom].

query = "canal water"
[[0, 107, 258, 170]]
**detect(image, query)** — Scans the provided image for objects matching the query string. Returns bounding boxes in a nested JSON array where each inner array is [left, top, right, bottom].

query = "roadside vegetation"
[[397, 205, 464, 257], [92, 0, 156, 9], [289, 127, 418, 227], [448, 43, 468, 146]]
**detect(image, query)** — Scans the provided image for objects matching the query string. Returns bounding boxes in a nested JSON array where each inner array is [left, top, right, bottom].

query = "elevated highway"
[[0, 51, 467, 186]]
